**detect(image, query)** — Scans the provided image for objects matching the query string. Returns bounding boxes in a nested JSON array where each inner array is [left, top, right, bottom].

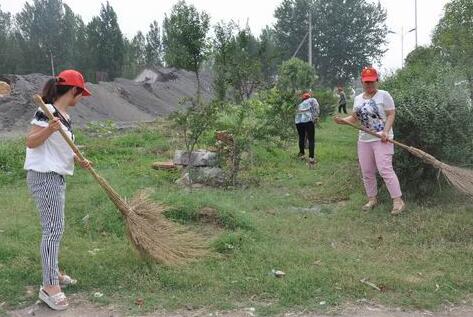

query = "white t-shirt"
[[353, 90, 395, 142], [24, 104, 75, 176]]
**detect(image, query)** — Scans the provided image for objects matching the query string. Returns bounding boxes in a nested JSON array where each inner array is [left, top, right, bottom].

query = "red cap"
[[57, 70, 91, 96], [361, 67, 379, 82], [302, 92, 312, 100]]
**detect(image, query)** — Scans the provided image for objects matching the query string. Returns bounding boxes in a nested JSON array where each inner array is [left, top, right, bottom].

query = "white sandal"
[[59, 274, 77, 287], [38, 287, 69, 311]]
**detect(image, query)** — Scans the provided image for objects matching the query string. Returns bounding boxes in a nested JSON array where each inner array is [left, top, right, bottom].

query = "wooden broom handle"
[[32, 94, 101, 178], [340, 118, 411, 151]]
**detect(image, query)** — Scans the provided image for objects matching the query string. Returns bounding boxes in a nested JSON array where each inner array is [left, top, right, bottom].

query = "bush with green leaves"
[[382, 47, 473, 198], [276, 57, 318, 94], [313, 90, 337, 121]]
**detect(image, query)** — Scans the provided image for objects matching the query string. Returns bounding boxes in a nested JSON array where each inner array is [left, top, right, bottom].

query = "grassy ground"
[[0, 119, 472, 316]]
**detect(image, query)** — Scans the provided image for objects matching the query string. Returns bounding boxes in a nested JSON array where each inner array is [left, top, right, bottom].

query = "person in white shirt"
[[24, 70, 92, 311], [334, 67, 405, 215]]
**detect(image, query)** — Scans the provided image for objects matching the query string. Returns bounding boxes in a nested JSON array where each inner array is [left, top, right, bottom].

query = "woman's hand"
[[379, 131, 389, 143], [75, 157, 92, 170], [47, 118, 61, 133], [333, 116, 346, 125]]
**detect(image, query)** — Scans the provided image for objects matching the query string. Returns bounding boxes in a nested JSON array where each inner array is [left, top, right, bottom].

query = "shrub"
[[382, 47, 473, 198]]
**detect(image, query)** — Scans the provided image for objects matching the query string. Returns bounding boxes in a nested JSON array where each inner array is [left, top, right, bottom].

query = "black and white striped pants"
[[27, 170, 66, 286]]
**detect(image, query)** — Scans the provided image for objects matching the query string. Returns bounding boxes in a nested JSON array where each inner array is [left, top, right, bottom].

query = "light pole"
[[308, 10, 312, 67], [400, 27, 416, 68], [414, 0, 418, 48]]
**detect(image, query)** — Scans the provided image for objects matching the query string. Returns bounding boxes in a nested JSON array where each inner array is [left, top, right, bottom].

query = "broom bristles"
[[408, 147, 473, 198], [92, 173, 208, 265], [126, 192, 209, 265]]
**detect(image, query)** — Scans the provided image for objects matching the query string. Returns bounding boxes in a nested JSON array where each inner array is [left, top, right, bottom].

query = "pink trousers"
[[357, 141, 402, 199]]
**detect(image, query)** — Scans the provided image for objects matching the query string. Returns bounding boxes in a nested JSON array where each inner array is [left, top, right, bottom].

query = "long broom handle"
[[340, 118, 412, 151], [32, 95, 105, 183]]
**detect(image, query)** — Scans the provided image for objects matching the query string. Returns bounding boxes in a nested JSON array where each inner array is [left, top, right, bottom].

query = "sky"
[[1, 0, 450, 72]]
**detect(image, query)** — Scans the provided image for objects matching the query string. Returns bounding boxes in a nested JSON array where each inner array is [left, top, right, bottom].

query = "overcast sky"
[[2, 0, 450, 72]]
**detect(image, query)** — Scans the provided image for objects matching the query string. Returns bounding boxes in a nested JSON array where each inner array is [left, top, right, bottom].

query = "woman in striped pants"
[[24, 70, 92, 311]]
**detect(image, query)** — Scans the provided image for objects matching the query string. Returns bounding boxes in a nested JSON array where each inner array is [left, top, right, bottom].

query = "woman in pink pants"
[[334, 67, 406, 215]]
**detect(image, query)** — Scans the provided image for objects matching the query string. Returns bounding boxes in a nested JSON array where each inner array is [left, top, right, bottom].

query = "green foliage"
[[163, 0, 210, 94], [212, 231, 249, 254], [86, 2, 125, 80], [212, 23, 264, 104], [382, 47, 473, 198], [432, 0, 473, 100], [171, 98, 220, 155], [276, 58, 317, 94], [145, 20, 162, 67], [0, 139, 26, 185], [273, 0, 388, 85], [313, 90, 337, 120]]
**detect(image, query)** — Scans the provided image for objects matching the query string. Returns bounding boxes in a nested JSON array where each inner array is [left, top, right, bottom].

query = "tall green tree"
[[86, 2, 125, 81], [273, 0, 388, 86], [145, 21, 162, 67], [212, 21, 237, 101], [212, 23, 263, 103], [15, 0, 85, 74], [226, 26, 263, 103], [433, 0, 473, 101], [163, 0, 210, 96], [0, 6, 20, 74], [258, 26, 279, 86]]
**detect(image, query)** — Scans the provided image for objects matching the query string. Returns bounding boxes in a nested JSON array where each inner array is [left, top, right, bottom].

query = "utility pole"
[[401, 26, 404, 68], [50, 50, 55, 77], [414, 0, 418, 48], [308, 10, 312, 67]]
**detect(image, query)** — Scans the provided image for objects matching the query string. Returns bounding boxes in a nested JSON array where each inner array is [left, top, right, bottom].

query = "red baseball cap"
[[302, 92, 312, 100], [57, 70, 91, 96], [361, 67, 379, 82]]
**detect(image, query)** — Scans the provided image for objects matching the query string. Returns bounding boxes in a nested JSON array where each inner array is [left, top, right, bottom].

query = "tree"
[[276, 58, 317, 94], [163, 0, 210, 97], [15, 0, 85, 74], [213, 20, 237, 101], [273, 0, 388, 86], [212, 23, 263, 103], [86, 2, 125, 81], [0, 6, 20, 74], [227, 27, 263, 103], [145, 21, 162, 67], [258, 27, 279, 86], [433, 0, 473, 101]]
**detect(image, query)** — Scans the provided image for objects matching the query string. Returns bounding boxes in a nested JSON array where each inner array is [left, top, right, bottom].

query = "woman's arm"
[[26, 118, 61, 148], [381, 109, 395, 142], [334, 112, 358, 125]]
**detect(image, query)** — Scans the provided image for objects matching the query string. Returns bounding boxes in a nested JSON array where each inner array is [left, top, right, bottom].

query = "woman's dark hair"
[[41, 77, 83, 104]]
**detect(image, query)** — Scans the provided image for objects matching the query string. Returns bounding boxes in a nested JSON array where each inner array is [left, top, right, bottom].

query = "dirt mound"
[[0, 67, 212, 135]]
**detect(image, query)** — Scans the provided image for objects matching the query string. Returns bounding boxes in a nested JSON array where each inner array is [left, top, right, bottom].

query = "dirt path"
[[6, 297, 473, 317]]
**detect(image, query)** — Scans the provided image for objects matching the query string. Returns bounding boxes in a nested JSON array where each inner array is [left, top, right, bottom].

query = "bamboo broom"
[[340, 118, 473, 199], [33, 95, 208, 265]]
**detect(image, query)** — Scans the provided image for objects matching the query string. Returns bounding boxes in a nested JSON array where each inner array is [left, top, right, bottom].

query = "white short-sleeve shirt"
[[353, 90, 395, 142], [24, 104, 75, 176]]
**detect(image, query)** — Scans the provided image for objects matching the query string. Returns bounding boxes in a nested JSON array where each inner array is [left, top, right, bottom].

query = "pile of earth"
[[0, 67, 212, 135]]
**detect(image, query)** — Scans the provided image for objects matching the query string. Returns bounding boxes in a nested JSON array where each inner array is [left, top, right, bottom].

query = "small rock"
[[185, 304, 194, 310], [82, 214, 90, 223], [272, 269, 286, 278]]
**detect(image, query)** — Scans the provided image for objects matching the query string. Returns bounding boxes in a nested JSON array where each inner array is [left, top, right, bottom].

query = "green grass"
[[0, 120, 472, 315]]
